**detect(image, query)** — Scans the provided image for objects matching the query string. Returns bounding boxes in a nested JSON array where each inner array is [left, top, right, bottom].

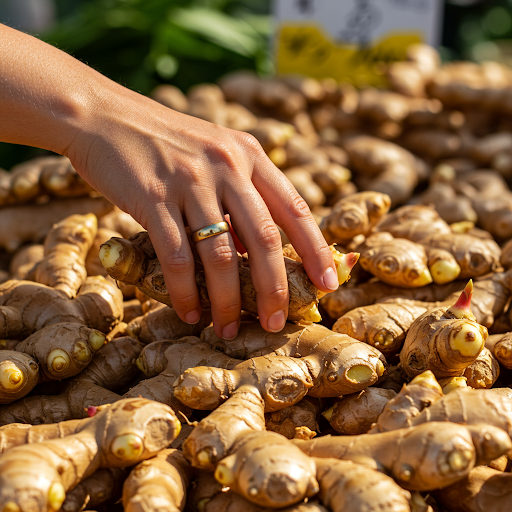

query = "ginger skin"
[[293, 422, 511, 491], [359, 235, 433, 288], [186, 470, 328, 512], [29, 213, 98, 298], [175, 322, 386, 411], [314, 458, 412, 512], [400, 282, 488, 379], [182, 385, 265, 471], [60, 468, 128, 512], [14, 322, 106, 382], [124, 337, 241, 417], [319, 191, 391, 245], [324, 387, 397, 435], [0, 196, 112, 253], [214, 431, 319, 508], [100, 232, 357, 323], [122, 448, 191, 512], [463, 347, 500, 389], [486, 332, 512, 369], [266, 396, 321, 440], [0, 351, 39, 404], [0, 336, 143, 425], [332, 299, 428, 357], [199, 322, 386, 398], [369, 370, 444, 433], [176, 323, 385, 470], [0, 277, 123, 340], [400, 387, 512, 439], [126, 305, 211, 344], [435, 465, 512, 512], [0, 398, 181, 512]]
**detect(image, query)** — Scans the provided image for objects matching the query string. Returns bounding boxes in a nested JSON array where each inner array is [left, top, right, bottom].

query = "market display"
[[1, 43, 512, 511]]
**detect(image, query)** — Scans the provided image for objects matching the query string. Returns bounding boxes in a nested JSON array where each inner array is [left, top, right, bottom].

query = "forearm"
[[0, 24, 119, 155]]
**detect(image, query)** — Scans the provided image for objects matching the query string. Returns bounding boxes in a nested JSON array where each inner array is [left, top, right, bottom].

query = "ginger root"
[[0, 351, 39, 404], [0, 276, 123, 340], [214, 431, 318, 508], [323, 387, 397, 435], [0, 398, 181, 512], [400, 282, 488, 379], [315, 458, 412, 512], [15, 322, 106, 381], [293, 422, 511, 491], [122, 448, 191, 512], [29, 213, 98, 298], [100, 231, 357, 323]]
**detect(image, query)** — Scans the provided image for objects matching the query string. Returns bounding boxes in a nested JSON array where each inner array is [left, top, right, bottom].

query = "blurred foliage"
[[0, 0, 271, 169], [43, 0, 271, 93], [442, 0, 512, 63], [5, 0, 512, 169]]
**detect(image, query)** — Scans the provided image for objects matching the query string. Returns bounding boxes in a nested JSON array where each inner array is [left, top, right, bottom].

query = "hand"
[[0, 23, 334, 338], [68, 87, 339, 339]]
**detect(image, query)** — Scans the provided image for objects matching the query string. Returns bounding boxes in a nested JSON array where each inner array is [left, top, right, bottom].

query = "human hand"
[[66, 85, 338, 339]]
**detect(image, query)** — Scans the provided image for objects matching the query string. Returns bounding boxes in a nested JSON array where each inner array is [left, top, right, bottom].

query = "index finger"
[[252, 158, 339, 294]]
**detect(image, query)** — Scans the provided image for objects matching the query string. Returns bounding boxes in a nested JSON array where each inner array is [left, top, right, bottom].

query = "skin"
[[0, 24, 337, 340]]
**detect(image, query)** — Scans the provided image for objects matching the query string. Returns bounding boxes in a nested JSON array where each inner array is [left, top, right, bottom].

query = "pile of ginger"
[[2, 43, 512, 512]]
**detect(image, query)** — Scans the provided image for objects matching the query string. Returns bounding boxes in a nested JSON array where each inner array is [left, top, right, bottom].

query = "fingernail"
[[185, 310, 200, 324], [267, 310, 286, 333], [221, 321, 239, 340], [323, 267, 339, 291]]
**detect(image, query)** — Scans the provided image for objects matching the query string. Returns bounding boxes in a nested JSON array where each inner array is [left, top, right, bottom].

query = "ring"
[[191, 221, 230, 243]]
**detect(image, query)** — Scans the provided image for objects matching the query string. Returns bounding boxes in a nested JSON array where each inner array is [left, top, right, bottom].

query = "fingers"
[[184, 193, 242, 340], [223, 183, 289, 333], [252, 157, 338, 294], [145, 202, 202, 324]]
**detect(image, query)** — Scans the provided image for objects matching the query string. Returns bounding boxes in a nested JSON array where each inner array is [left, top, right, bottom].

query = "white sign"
[[273, 0, 444, 86]]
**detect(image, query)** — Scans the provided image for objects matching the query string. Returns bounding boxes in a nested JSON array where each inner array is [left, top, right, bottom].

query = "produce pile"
[[1, 44, 512, 511]]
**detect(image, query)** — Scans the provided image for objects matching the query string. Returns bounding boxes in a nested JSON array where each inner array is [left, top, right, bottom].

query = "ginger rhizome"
[[214, 431, 319, 508], [175, 323, 385, 471], [435, 465, 512, 512], [99, 231, 357, 323], [182, 385, 265, 471], [4, 43, 512, 512], [4, 156, 93, 207], [28, 213, 98, 298], [369, 370, 444, 433], [359, 233, 433, 287], [486, 332, 512, 369], [323, 387, 397, 435], [332, 299, 428, 357], [293, 421, 511, 491], [124, 337, 241, 417], [122, 448, 191, 512], [390, 387, 512, 440], [319, 191, 391, 245], [0, 277, 123, 340], [0, 398, 181, 512], [0, 351, 39, 404], [463, 346, 500, 389], [186, 470, 327, 512], [125, 303, 211, 344], [175, 322, 386, 410], [400, 281, 488, 379], [314, 458, 412, 512], [0, 196, 112, 253], [0, 336, 143, 425], [266, 396, 321, 440], [15, 322, 106, 381], [61, 467, 128, 512]]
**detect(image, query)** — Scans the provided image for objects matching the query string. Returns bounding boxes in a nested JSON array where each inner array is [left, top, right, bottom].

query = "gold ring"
[[191, 221, 230, 243]]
